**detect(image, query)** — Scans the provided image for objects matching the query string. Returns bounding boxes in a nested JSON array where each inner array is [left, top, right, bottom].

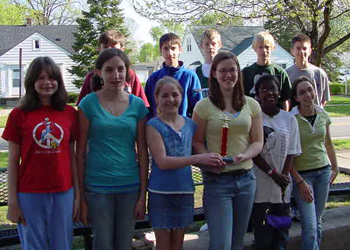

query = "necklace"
[[223, 111, 240, 119], [105, 102, 116, 114]]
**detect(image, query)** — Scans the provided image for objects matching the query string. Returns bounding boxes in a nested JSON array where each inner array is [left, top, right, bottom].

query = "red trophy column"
[[220, 115, 230, 157]]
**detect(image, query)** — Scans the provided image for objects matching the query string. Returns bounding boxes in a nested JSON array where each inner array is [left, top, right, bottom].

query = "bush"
[[330, 83, 346, 95], [67, 92, 79, 104]]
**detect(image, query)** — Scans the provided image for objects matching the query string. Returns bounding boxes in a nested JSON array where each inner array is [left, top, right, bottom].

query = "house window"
[[187, 38, 192, 52], [33, 39, 41, 50], [12, 69, 20, 87]]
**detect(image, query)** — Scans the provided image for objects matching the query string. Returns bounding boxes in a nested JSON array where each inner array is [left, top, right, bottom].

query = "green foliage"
[[11, 0, 80, 25], [132, 0, 350, 68], [0, 0, 34, 25], [139, 43, 159, 63], [67, 92, 79, 104], [192, 11, 243, 26], [329, 83, 346, 95], [68, 0, 128, 88]]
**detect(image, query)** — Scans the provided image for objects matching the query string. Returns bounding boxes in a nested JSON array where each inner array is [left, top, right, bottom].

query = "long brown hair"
[[290, 76, 314, 108], [209, 52, 245, 111], [19, 57, 67, 111]]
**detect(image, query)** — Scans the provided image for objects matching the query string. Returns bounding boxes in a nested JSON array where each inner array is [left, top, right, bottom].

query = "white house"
[[180, 25, 294, 70], [339, 51, 350, 83], [0, 23, 79, 98]]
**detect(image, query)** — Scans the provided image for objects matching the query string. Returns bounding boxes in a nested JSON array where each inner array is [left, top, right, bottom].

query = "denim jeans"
[[17, 188, 74, 250], [203, 169, 256, 250], [292, 166, 331, 250], [252, 202, 290, 250], [85, 191, 139, 250]]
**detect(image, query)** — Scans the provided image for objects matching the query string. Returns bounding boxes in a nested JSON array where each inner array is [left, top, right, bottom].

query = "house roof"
[[189, 25, 264, 57], [0, 25, 78, 56]]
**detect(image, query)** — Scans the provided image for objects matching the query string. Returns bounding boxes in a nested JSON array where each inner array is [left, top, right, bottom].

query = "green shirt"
[[195, 65, 209, 89], [290, 106, 331, 171], [242, 63, 292, 101]]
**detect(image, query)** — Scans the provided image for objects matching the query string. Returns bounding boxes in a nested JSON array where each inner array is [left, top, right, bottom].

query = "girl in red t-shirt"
[[2, 57, 79, 250]]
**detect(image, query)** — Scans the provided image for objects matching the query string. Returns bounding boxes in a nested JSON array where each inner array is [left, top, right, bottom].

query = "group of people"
[[3, 27, 338, 250]]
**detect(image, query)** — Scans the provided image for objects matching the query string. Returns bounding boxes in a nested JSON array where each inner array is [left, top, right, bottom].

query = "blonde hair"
[[154, 76, 183, 116], [252, 31, 275, 50], [200, 29, 221, 44]]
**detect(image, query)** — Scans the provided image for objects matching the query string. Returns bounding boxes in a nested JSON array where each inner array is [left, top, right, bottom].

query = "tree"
[[192, 11, 243, 26], [131, 0, 350, 67], [139, 43, 158, 62], [265, 9, 350, 81], [11, 0, 81, 25], [150, 26, 165, 43], [68, 0, 128, 88], [0, 0, 34, 25]]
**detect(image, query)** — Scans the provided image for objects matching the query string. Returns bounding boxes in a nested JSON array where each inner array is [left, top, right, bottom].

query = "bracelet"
[[268, 168, 277, 176], [297, 179, 304, 185]]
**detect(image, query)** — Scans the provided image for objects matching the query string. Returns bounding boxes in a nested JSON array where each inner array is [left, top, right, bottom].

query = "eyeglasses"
[[216, 68, 238, 74]]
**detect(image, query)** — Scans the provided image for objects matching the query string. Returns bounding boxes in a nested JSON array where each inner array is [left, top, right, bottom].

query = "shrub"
[[330, 83, 346, 95], [67, 92, 79, 104]]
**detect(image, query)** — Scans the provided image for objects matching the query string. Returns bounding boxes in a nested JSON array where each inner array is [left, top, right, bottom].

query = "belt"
[[298, 164, 330, 174], [205, 168, 250, 177]]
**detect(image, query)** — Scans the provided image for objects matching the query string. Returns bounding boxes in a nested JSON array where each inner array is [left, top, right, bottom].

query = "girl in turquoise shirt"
[[77, 48, 148, 250]]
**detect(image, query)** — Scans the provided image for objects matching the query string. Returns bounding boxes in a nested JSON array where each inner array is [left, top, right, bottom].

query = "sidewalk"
[[182, 205, 350, 250], [181, 152, 350, 250]]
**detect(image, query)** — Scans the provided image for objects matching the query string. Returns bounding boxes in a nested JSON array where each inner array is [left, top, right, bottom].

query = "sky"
[[121, 0, 157, 44]]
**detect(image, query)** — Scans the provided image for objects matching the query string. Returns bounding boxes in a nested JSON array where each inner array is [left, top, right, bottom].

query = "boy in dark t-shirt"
[[242, 31, 291, 111]]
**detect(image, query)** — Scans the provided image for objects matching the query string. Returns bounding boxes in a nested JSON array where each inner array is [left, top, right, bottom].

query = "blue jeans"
[[17, 188, 74, 250], [203, 169, 256, 250], [292, 166, 331, 250], [85, 191, 139, 250]]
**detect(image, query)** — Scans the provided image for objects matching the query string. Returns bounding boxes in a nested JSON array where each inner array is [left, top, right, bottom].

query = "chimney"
[[26, 18, 32, 27]]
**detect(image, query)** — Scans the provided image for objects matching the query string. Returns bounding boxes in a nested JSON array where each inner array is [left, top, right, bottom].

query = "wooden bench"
[[0, 167, 205, 249]]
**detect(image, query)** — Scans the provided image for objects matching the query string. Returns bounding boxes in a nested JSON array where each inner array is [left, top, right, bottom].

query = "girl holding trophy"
[[193, 52, 263, 250]]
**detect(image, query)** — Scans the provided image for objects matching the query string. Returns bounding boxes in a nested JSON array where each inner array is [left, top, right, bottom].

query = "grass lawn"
[[0, 152, 8, 168], [328, 95, 350, 105], [325, 105, 350, 117], [333, 139, 350, 151], [0, 115, 7, 128]]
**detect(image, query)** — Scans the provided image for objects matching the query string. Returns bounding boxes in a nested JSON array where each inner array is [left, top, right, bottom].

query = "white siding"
[[0, 32, 79, 98], [179, 32, 204, 69], [238, 45, 294, 70]]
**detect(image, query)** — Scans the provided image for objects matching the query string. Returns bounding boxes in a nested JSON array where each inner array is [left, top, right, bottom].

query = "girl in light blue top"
[[146, 76, 224, 250], [77, 48, 148, 250]]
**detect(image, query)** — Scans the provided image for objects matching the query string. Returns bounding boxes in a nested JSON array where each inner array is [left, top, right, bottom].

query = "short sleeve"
[[279, 69, 292, 101], [2, 108, 23, 145], [67, 106, 78, 142], [78, 93, 93, 120], [324, 110, 331, 126], [188, 73, 203, 109], [288, 115, 301, 156], [247, 97, 261, 117], [135, 96, 149, 120], [193, 98, 209, 121]]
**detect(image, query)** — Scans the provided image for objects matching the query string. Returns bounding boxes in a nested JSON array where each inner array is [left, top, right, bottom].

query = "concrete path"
[[182, 206, 350, 250]]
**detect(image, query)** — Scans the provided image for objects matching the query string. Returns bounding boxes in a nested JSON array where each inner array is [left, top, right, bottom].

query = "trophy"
[[219, 114, 234, 163], [219, 114, 230, 156]]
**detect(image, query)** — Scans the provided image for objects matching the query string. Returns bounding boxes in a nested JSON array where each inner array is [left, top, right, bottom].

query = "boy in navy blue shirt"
[[145, 33, 202, 119]]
